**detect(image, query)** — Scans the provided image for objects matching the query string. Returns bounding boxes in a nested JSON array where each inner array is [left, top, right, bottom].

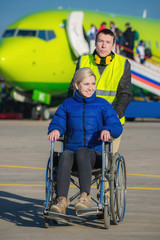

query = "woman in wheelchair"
[[48, 67, 123, 215]]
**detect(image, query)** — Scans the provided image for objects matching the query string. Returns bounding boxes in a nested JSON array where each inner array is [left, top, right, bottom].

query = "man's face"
[[95, 33, 114, 57]]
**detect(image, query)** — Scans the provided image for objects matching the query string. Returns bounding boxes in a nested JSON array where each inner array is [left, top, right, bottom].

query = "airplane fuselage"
[[0, 9, 160, 96]]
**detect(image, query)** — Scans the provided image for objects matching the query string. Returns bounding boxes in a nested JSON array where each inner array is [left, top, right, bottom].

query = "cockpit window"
[[2, 29, 16, 37], [38, 31, 46, 40], [148, 41, 151, 49], [38, 30, 56, 41], [47, 31, 56, 41], [2, 29, 56, 42], [17, 30, 37, 37]]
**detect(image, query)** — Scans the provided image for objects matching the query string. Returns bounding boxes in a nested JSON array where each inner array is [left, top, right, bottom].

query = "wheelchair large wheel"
[[45, 156, 57, 205], [116, 155, 127, 221], [110, 153, 127, 224], [44, 157, 58, 228], [45, 157, 52, 207]]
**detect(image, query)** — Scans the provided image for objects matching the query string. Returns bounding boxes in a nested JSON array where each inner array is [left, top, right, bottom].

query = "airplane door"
[[66, 11, 90, 58]]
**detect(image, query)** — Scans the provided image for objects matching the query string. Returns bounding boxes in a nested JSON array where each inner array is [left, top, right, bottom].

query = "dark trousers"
[[126, 49, 134, 60], [56, 147, 102, 198]]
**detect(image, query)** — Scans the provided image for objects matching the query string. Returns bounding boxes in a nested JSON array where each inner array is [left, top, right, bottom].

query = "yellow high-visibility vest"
[[80, 54, 126, 124]]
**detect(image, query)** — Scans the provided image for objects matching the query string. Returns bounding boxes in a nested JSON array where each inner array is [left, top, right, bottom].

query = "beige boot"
[[74, 192, 91, 210], [50, 197, 70, 214]]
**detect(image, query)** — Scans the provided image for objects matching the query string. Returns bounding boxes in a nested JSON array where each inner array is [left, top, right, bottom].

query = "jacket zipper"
[[83, 99, 86, 147]]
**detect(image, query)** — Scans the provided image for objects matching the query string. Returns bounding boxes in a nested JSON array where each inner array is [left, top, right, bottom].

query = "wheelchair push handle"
[[102, 139, 113, 153], [51, 141, 54, 153]]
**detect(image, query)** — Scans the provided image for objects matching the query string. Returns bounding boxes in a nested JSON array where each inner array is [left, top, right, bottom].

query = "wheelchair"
[[43, 138, 127, 229]]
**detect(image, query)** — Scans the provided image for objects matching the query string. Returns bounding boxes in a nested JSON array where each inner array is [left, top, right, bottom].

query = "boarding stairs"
[[129, 58, 160, 97], [125, 57, 160, 118]]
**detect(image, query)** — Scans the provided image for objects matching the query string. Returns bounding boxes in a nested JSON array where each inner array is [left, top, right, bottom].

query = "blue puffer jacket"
[[48, 91, 123, 152]]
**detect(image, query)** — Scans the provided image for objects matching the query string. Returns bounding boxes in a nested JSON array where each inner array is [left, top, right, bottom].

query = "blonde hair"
[[73, 67, 96, 85]]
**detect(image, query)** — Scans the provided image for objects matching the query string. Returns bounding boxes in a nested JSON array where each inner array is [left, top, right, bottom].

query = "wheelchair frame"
[[43, 139, 127, 229]]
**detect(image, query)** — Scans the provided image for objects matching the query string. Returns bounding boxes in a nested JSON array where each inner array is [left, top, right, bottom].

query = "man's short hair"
[[95, 29, 115, 44]]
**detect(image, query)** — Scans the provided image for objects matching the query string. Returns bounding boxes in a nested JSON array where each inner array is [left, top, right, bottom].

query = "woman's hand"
[[48, 130, 60, 142], [99, 130, 110, 142]]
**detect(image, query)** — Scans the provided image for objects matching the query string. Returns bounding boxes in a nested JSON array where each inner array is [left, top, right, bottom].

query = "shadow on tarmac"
[[0, 191, 44, 228], [0, 191, 114, 229]]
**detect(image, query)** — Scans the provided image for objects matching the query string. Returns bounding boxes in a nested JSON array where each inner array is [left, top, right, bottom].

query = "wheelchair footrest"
[[76, 207, 101, 217], [44, 210, 71, 223]]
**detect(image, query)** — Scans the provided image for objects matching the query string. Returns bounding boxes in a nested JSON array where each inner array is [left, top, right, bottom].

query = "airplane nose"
[[0, 48, 6, 65], [0, 57, 6, 79], [0, 38, 35, 84], [0, 38, 23, 65], [0, 39, 8, 79]]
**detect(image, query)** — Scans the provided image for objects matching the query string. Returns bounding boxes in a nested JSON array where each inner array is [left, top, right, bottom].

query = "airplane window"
[[47, 31, 56, 41], [37, 30, 56, 41], [156, 41, 159, 49], [2, 29, 56, 41], [2, 29, 16, 37], [148, 41, 151, 49], [38, 31, 46, 40], [17, 30, 37, 37]]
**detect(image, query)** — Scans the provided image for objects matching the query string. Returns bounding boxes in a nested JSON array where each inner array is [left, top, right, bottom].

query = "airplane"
[[0, 9, 160, 120]]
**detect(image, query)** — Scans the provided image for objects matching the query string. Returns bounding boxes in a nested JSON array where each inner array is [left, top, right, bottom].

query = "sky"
[[0, 0, 160, 36]]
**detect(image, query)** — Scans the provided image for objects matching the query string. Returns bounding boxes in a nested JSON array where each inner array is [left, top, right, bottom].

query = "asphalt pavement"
[[0, 119, 160, 240]]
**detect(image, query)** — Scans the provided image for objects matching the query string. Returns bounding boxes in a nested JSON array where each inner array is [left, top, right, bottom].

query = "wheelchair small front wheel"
[[44, 218, 50, 228], [104, 205, 110, 229]]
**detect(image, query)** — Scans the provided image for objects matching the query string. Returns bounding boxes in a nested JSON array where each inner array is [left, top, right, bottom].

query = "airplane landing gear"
[[31, 105, 50, 120], [41, 106, 50, 120]]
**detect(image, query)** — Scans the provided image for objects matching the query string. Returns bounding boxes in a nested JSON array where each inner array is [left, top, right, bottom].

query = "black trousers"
[[126, 49, 134, 60], [56, 147, 102, 198]]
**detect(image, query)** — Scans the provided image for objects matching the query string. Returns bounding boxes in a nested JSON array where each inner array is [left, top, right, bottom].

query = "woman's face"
[[75, 75, 96, 98]]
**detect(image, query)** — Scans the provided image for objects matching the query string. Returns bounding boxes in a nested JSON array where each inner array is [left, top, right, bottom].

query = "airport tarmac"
[[0, 119, 160, 240]]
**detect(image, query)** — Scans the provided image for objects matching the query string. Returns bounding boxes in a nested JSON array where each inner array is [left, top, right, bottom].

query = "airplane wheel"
[[31, 106, 40, 120], [126, 118, 135, 122], [41, 106, 50, 120]]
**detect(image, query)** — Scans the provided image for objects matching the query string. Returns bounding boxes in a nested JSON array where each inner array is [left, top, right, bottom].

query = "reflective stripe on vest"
[[80, 54, 126, 125]]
